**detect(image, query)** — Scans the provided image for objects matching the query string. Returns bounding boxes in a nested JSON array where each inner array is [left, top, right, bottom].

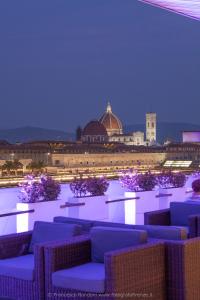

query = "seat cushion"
[[170, 202, 200, 226], [29, 221, 82, 253], [52, 262, 105, 293], [54, 216, 93, 233], [91, 226, 147, 263], [0, 254, 34, 281]]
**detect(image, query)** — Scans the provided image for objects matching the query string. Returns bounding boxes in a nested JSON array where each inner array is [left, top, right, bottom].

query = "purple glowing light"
[[139, 0, 200, 20]]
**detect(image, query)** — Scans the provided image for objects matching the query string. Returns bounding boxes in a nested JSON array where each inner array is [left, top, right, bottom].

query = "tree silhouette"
[[76, 126, 82, 141], [1, 160, 23, 175], [27, 161, 46, 174]]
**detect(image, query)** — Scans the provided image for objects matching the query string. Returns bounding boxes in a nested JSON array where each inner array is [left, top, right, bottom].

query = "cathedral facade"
[[81, 102, 157, 146]]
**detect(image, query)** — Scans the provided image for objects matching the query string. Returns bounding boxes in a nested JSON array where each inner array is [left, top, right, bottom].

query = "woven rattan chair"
[[44, 229, 166, 300]]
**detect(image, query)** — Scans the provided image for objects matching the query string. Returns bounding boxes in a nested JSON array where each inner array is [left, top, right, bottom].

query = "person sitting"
[[186, 179, 200, 201]]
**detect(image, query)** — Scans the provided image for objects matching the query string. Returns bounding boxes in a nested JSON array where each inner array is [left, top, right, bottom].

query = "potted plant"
[[16, 175, 63, 232], [119, 170, 158, 225], [156, 171, 187, 207], [68, 176, 109, 221]]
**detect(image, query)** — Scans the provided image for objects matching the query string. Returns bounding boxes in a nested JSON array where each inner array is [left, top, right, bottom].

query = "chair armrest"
[[104, 241, 166, 298], [194, 214, 200, 237], [144, 209, 170, 225], [44, 235, 91, 293], [166, 238, 200, 299], [188, 214, 198, 238], [0, 231, 32, 259]]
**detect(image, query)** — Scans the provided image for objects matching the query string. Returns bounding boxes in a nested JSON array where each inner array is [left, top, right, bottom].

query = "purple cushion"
[[0, 254, 34, 281], [54, 216, 93, 233], [93, 221, 187, 240], [170, 202, 200, 226], [29, 221, 82, 253], [91, 226, 147, 263], [52, 262, 105, 293]]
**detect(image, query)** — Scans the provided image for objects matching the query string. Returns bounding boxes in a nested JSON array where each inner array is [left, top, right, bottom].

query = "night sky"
[[0, 0, 199, 132]]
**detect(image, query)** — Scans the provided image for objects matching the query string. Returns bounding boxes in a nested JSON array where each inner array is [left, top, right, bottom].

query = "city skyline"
[[0, 0, 199, 132]]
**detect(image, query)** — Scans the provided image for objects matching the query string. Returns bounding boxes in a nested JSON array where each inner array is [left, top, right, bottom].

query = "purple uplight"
[[139, 0, 200, 20]]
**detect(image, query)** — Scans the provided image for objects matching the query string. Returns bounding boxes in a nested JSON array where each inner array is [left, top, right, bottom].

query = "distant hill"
[[125, 122, 200, 143], [0, 126, 74, 143], [1, 123, 200, 144]]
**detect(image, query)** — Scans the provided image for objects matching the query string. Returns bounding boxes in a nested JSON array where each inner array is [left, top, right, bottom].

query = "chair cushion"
[[0, 254, 34, 281], [52, 262, 105, 293], [54, 216, 93, 233], [170, 202, 200, 226], [93, 220, 134, 229], [132, 224, 188, 240], [93, 221, 188, 240], [93, 220, 188, 240], [29, 221, 82, 253], [91, 226, 147, 263]]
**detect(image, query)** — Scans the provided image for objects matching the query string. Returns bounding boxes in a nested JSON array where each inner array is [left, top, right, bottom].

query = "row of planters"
[[120, 170, 198, 225], [16, 171, 200, 232], [16, 175, 110, 232]]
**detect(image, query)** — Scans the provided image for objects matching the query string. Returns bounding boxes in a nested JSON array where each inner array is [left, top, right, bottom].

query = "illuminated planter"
[[67, 195, 109, 221], [16, 199, 65, 233], [124, 191, 158, 225]]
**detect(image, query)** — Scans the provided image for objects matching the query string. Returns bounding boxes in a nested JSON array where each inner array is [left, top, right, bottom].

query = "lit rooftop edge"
[[139, 0, 200, 21]]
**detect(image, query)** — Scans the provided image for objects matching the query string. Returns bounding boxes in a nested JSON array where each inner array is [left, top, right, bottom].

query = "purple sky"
[[0, 0, 200, 132]]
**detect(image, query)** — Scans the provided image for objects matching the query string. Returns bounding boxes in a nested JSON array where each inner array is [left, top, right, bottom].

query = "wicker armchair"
[[0, 231, 45, 300], [144, 202, 200, 238], [44, 235, 166, 300], [0, 221, 82, 300], [166, 237, 200, 300]]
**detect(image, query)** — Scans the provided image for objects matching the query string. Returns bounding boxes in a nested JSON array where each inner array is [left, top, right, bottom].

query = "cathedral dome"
[[99, 102, 123, 136], [82, 120, 108, 143], [83, 120, 107, 136]]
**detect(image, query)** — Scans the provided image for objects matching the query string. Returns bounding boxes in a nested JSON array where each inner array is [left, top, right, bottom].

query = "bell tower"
[[146, 113, 156, 143]]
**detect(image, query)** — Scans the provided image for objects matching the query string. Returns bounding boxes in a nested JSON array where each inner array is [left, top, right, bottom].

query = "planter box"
[[124, 191, 158, 225], [157, 187, 188, 209], [67, 195, 109, 221], [16, 199, 66, 233]]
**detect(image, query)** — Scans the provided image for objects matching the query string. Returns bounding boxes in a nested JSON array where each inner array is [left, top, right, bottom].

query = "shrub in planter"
[[192, 179, 200, 193], [40, 175, 61, 201], [19, 174, 61, 203], [156, 171, 172, 189], [86, 177, 109, 196], [137, 171, 157, 191], [70, 177, 109, 197], [120, 170, 139, 192], [19, 175, 43, 203], [169, 172, 186, 188], [70, 178, 88, 197]]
